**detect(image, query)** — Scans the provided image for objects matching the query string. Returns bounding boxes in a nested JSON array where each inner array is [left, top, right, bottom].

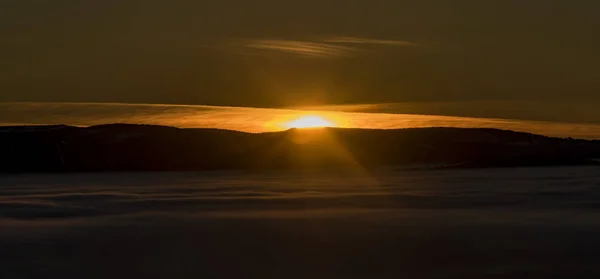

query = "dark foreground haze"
[[2, 167, 600, 278]]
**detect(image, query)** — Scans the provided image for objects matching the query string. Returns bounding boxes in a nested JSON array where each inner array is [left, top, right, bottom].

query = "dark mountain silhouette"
[[1, 124, 599, 172]]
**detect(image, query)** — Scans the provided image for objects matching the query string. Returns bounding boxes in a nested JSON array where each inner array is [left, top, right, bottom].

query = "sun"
[[284, 115, 334, 129]]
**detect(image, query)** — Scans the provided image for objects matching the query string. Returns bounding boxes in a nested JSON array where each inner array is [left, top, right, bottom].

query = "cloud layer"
[[3, 169, 600, 278], [3, 167, 600, 220], [3, 102, 600, 139]]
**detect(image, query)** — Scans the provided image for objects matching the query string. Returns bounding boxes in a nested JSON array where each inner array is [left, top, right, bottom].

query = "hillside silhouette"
[[1, 124, 599, 172]]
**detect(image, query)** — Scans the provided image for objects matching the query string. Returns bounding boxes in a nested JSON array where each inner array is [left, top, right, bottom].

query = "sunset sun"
[[284, 115, 334, 129]]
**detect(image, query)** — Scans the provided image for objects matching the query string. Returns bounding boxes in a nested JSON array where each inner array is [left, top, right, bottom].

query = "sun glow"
[[283, 115, 335, 129]]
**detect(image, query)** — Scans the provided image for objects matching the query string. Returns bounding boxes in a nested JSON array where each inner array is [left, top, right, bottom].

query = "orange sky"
[[2, 102, 600, 139]]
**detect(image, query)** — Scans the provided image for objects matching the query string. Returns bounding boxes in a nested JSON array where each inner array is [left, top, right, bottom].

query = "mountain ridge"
[[1, 124, 599, 172]]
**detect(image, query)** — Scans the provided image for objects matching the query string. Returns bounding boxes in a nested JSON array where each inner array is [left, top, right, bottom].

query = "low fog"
[[2, 168, 600, 278]]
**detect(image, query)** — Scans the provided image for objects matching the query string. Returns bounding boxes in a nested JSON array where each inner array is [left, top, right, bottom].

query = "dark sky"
[[1, 0, 599, 110]]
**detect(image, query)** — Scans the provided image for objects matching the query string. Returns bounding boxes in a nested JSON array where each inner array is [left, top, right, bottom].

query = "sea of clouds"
[[2, 167, 600, 278]]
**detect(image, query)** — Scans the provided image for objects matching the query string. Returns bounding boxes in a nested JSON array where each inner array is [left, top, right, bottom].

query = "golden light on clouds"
[[283, 115, 335, 129], [236, 36, 418, 58], [243, 39, 354, 58], [3, 102, 600, 140]]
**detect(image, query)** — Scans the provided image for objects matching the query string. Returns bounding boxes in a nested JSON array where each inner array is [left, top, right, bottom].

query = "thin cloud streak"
[[242, 39, 356, 57], [2, 102, 600, 139], [323, 36, 418, 46], [236, 36, 417, 58]]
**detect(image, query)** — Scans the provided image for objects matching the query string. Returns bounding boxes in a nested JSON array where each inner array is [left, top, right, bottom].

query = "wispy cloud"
[[322, 36, 418, 47], [241, 39, 356, 57], [236, 36, 418, 58], [3, 102, 600, 139]]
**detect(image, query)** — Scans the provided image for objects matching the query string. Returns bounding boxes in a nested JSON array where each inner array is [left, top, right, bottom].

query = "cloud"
[[4, 102, 600, 139], [1, 169, 598, 221], [241, 39, 356, 57], [322, 36, 418, 46], [236, 36, 418, 58], [2, 170, 600, 278]]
